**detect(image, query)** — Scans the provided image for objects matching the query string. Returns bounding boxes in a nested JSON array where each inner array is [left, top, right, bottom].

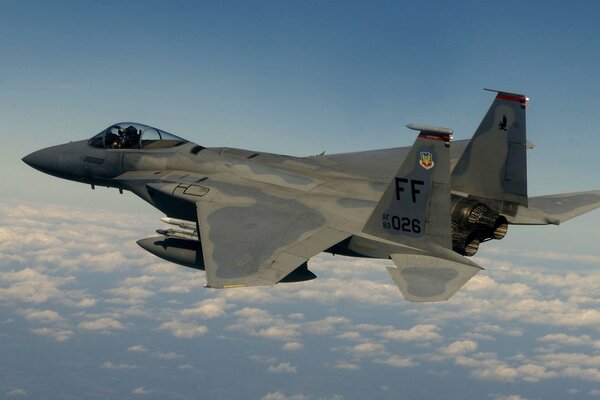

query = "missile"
[[156, 228, 198, 241], [160, 217, 196, 231]]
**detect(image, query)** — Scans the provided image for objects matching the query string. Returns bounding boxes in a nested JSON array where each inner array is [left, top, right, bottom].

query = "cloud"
[[74, 298, 96, 308], [257, 326, 300, 341], [106, 286, 154, 305], [538, 333, 600, 349], [31, 327, 74, 342], [101, 361, 138, 369], [373, 355, 415, 368], [0, 268, 71, 304], [226, 307, 301, 342], [455, 354, 519, 382], [22, 308, 63, 322], [349, 342, 386, 357], [152, 351, 184, 360], [261, 392, 309, 400], [452, 352, 559, 383], [380, 324, 442, 342], [459, 273, 536, 299], [248, 354, 277, 365], [475, 323, 523, 337], [4, 200, 600, 397], [562, 366, 600, 382], [267, 362, 298, 374], [500, 298, 600, 327], [408, 263, 600, 333], [78, 317, 126, 331], [218, 287, 275, 303], [128, 345, 148, 353], [132, 387, 152, 395], [59, 251, 133, 273], [337, 331, 362, 341], [119, 275, 156, 287], [440, 340, 478, 356], [519, 250, 600, 265], [233, 307, 277, 324], [445, 349, 600, 384], [536, 352, 600, 369], [137, 266, 203, 295], [515, 364, 558, 383], [158, 320, 208, 338], [181, 297, 228, 319], [281, 341, 303, 351], [303, 316, 351, 335], [0, 204, 150, 286], [279, 276, 399, 306], [6, 389, 27, 397], [334, 362, 360, 370]]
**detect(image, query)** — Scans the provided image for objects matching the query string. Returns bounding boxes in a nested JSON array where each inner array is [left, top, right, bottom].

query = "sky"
[[1, 1, 600, 399]]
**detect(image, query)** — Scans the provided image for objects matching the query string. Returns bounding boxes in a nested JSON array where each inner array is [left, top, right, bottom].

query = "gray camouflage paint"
[[22, 91, 600, 301], [452, 91, 528, 209]]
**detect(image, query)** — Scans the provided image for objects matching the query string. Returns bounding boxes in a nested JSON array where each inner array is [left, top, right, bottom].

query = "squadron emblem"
[[499, 115, 508, 131], [419, 151, 434, 170]]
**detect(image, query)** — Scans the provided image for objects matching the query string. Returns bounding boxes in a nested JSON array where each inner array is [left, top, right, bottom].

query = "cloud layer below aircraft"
[[1, 200, 600, 399]]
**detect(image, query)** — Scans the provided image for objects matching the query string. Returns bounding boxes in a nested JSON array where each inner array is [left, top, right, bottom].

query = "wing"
[[387, 248, 482, 302], [507, 190, 600, 225], [116, 169, 350, 287], [195, 193, 350, 288]]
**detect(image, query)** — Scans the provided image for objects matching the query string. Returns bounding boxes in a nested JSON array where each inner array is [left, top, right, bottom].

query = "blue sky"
[[3, 1, 600, 208], [1, 1, 600, 399]]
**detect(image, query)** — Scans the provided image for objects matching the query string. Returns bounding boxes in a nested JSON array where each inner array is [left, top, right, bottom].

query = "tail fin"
[[362, 124, 452, 249], [362, 125, 485, 302], [452, 89, 529, 207]]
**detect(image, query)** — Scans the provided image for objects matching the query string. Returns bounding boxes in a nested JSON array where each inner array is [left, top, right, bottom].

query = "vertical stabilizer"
[[452, 89, 529, 207], [362, 124, 452, 249]]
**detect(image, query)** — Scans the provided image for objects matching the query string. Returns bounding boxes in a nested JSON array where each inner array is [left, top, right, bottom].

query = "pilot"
[[125, 125, 137, 137], [104, 126, 121, 149], [123, 125, 139, 148], [115, 126, 126, 148]]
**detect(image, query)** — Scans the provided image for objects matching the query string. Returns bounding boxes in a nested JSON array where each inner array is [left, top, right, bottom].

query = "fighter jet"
[[22, 90, 600, 302]]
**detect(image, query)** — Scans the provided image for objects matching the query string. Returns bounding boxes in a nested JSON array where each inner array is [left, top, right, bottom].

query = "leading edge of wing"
[[195, 196, 350, 289]]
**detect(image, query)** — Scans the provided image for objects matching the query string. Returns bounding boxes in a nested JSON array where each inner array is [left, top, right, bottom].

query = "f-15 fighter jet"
[[23, 90, 600, 302]]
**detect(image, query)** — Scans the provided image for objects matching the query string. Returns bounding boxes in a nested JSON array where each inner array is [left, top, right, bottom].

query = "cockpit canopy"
[[88, 123, 187, 150]]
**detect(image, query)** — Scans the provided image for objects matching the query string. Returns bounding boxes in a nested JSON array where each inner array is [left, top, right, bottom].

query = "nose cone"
[[22, 146, 62, 176]]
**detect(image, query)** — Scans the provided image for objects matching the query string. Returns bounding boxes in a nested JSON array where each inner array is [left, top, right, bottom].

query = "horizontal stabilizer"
[[388, 251, 482, 302], [507, 190, 600, 225]]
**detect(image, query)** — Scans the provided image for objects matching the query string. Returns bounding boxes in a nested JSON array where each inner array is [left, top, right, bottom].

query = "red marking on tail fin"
[[418, 133, 452, 142], [496, 93, 528, 103]]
